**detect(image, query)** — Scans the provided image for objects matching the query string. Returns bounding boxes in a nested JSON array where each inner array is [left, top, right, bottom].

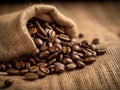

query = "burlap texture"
[[0, 4, 78, 61]]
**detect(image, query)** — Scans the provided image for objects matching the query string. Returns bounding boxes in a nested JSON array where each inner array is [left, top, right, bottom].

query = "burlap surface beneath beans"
[[0, 28, 120, 90]]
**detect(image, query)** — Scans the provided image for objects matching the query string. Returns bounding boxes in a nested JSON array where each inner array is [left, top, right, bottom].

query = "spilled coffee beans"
[[0, 17, 106, 81]]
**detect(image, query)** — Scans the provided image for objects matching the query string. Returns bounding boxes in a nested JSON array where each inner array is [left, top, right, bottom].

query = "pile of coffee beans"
[[0, 17, 106, 81]]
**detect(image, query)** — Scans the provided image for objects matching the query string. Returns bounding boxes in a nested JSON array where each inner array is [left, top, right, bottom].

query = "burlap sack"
[[0, 4, 78, 62]]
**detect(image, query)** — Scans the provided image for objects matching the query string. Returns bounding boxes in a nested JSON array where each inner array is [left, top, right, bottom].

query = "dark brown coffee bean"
[[19, 60, 25, 69], [19, 69, 29, 75], [37, 70, 46, 78], [36, 21, 47, 36], [29, 58, 36, 65], [90, 44, 97, 50], [40, 43, 48, 51], [54, 38, 61, 44], [37, 62, 47, 67], [25, 62, 31, 69], [62, 58, 73, 65], [72, 44, 81, 52], [36, 32, 47, 40], [4, 79, 14, 88], [15, 61, 21, 69], [66, 63, 76, 71], [71, 54, 81, 61], [54, 62, 65, 73], [39, 67, 49, 75], [84, 57, 96, 64], [76, 61, 85, 69], [57, 54, 63, 62], [29, 66, 39, 73], [92, 38, 99, 45], [96, 48, 106, 55], [39, 51, 49, 59], [47, 52, 58, 60], [78, 33, 84, 38], [58, 34, 70, 41], [81, 48, 92, 57], [33, 49, 40, 55], [48, 58, 56, 65], [49, 46, 58, 53], [27, 22, 34, 28], [64, 55, 71, 58], [29, 27, 37, 35], [0, 64, 6, 71], [61, 42, 72, 47], [6, 69, 19, 75], [34, 38, 43, 47], [5, 63, 12, 69], [24, 73, 39, 81], [53, 43, 62, 50]]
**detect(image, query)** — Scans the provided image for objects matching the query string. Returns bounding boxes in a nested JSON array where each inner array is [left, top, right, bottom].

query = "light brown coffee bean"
[[19, 69, 29, 75], [6, 69, 19, 75], [66, 63, 76, 71], [37, 71, 46, 78], [58, 34, 70, 41], [47, 52, 59, 60], [36, 32, 47, 40], [15, 61, 22, 69], [48, 30, 56, 38], [84, 57, 96, 64], [29, 27, 37, 35], [54, 38, 61, 44], [48, 58, 56, 65], [29, 66, 39, 73], [76, 61, 85, 69], [34, 38, 43, 47], [24, 73, 39, 81], [62, 46, 67, 54], [54, 62, 65, 73], [39, 51, 49, 59], [47, 42, 53, 48], [90, 44, 97, 50], [62, 58, 73, 65]]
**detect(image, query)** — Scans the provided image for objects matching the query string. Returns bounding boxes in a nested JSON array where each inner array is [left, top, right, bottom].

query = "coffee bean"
[[62, 58, 73, 65], [47, 51, 59, 59], [48, 58, 56, 65], [33, 49, 40, 55], [5, 63, 12, 69], [71, 54, 81, 61], [53, 43, 62, 50], [52, 25, 65, 34], [90, 44, 97, 50], [48, 30, 56, 38], [84, 57, 96, 64], [58, 34, 70, 41], [6, 69, 19, 75], [39, 51, 49, 59], [37, 70, 46, 78], [40, 43, 48, 51], [29, 66, 39, 73], [15, 61, 21, 69], [34, 38, 43, 47], [25, 62, 31, 69], [57, 54, 63, 62], [96, 48, 106, 55], [47, 42, 53, 48], [54, 38, 61, 44], [19, 69, 29, 75], [24, 73, 39, 81], [54, 62, 65, 73], [92, 38, 99, 45], [29, 58, 36, 65], [0, 64, 6, 71], [4, 79, 14, 88], [86, 48, 97, 56], [39, 67, 49, 75], [78, 33, 84, 38], [72, 44, 81, 52], [29, 27, 37, 35], [37, 62, 47, 67], [66, 63, 76, 71], [76, 61, 85, 69]]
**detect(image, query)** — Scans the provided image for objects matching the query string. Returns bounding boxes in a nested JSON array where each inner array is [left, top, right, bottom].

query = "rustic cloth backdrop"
[[0, 2, 120, 90]]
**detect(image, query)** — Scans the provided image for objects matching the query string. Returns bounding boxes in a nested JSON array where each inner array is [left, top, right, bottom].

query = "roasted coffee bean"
[[62, 46, 70, 54], [72, 44, 81, 52], [29, 66, 39, 73], [6, 69, 19, 75], [5, 63, 12, 69], [64, 55, 71, 58], [90, 44, 97, 50], [49, 46, 58, 53], [86, 48, 97, 56], [54, 38, 61, 44], [96, 48, 106, 55], [84, 57, 96, 64], [58, 34, 70, 41], [19, 69, 29, 75], [78, 33, 84, 38], [47, 42, 53, 48], [54, 62, 65, 73], [52, 25, 65, 34], [39, 67, 49, 75], [25, 62, 31, 69], [33, 49, 40, 55], [34, 38, 43, 47], [37, 62, 47, 67], [0, 64, 6, 71], [37, 70, 46, 78], [15, 61, 22, 69], [76, 61, 85, 69], [39, 51, 49, 59], [29, 27, 37, 35], [24, 73, 39, 81], [48, 52, 58, 60], [71, 54, 81, 61], [66, 63, 76, 71], [61, 41, 72, 47], [81, 48, 92, 57], [57, 54, 63, 62], [4, 79, 14, 88], [92, 38, 99, 45], [53, 43, 62, 50], [48, 58, 56, 65], [48, 30, 56, 38], [44, 22, 52, 29], [36, 32, 47, 40], [40, 43, 48, 51], [29, 58, 36, 65], [36, 21, 47, 36], [62, 58, 73, 65]]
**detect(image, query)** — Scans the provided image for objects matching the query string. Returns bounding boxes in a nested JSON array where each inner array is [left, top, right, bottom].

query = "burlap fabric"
[[0, 4, 78, 61], [0, 4, 120, 90]]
